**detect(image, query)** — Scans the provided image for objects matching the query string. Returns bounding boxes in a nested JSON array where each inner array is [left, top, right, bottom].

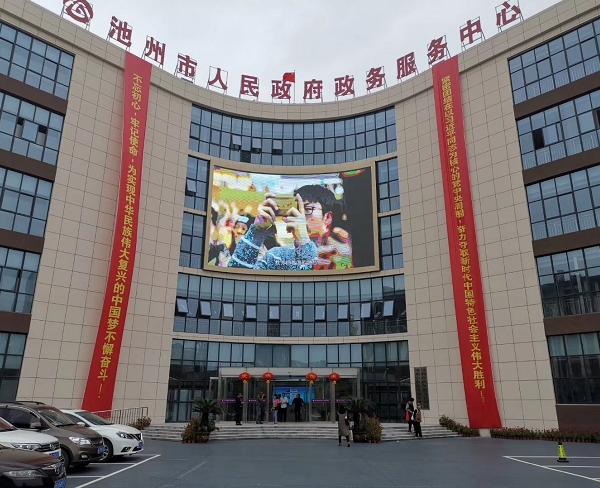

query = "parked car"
[[0, 402, 104, 470], [0, 446, 66, 488], [0, 417, 61, 460], [61, 409, 144, 462]]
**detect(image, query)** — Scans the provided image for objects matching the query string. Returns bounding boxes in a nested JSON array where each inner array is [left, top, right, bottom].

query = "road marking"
[[504, 456, 600, 483], [90, 462, 137, 465], [177, 460, 207, 479], [510, 456, 600, 459], [71, 454, 161, 488], [541, 466, 600, 468], [68, 476, 102, 478]]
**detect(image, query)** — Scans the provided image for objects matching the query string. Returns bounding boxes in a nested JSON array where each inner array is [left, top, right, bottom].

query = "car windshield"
[[75, 411, 113, 426], [37, 408, 76, 427], [0, 418, 16, 432]]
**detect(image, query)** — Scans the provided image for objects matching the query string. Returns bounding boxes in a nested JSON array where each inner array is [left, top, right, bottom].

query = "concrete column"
[[330, 382, 336, 423], [242, 381, 249, 423]]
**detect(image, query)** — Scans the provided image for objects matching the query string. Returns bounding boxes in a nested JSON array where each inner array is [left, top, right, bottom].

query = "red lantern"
[[306, 372, 318, 385], [328, 373, 341, 385], [262, 372, 274, 384], [239, 372, 251, 384]]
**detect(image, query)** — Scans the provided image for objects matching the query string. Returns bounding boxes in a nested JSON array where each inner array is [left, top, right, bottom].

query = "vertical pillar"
[[242, 381, 249, 423], [266, 382, 271, 423], [308, 383, 312, 423], [330, 382, 336, 423], [216, 373, 223, 422]]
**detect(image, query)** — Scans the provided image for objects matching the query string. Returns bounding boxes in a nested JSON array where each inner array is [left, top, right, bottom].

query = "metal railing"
[[92, 407, 149, 426]]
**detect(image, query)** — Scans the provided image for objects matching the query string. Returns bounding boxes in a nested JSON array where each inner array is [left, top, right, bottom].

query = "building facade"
[[0, 0, 598, 429]]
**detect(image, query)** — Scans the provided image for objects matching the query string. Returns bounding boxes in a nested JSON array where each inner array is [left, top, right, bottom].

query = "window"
[[174, 274, 407, 336], [379, 214, 403, 270], [0, 168, 51, 236], [526, 165, 600, 240], [0, 91, 63, 165], [517, 88, 600, 170], [222, 303, 234, 318], [510, 19, 600, 104], [180, 212, 205, 269], [0, 21, 73, 99], [184, 156, 208, 211], [0, 332, 26, 401], [537, 245, 600, 318], [547, 333, 600, 404], [377, 157, 400, 212], [0, 246, 39, 313], [189, 106, 396, 165]]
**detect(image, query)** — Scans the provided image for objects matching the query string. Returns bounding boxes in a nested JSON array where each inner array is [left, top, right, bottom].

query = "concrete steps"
[[144, 422, 459, 442]]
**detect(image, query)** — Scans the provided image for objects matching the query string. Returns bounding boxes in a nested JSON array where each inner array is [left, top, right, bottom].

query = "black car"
[[0, 446, 66, 488]]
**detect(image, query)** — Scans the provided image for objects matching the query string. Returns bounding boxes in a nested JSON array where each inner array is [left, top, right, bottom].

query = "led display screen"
[[206, 165, 376, 272]]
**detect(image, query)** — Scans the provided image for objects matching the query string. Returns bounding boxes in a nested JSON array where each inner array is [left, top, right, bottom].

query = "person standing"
[[280, 393, 289, 422], [272, 394, 280, 424], [255, 390, 265, 424], [234, 392, 243, 426], [292, 394, 304, 422], [405, 397, 415, 433], [413, 403, 423, 438], [337, 405, 351, 447]]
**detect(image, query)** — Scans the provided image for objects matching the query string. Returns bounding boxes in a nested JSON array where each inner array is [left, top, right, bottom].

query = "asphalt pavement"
[[67, 437, 600, 488]]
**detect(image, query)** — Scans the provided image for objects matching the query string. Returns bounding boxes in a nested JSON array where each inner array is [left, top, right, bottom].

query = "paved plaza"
[[68, 437, 600, 488]]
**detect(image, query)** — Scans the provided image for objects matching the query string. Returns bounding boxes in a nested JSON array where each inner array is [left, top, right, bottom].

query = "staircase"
[[144, 422, 459, 442]]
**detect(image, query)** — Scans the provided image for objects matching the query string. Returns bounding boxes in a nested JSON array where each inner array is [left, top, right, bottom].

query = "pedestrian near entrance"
[[337, 405, 351, 447], [272, 394, 280, 424], [280, 393, 289, 422], [413, 403, 423, 438], [292, 394, 304, 422], [405, 397, 415, 432], [235, 392, 243, 425], [255, 390, 265, 424]]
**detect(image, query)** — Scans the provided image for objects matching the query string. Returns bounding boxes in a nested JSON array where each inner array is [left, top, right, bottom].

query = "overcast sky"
[[33, 0, 560, 102]]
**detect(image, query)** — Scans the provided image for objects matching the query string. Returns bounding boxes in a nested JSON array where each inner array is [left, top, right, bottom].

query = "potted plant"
[[344, 397, 376, 443], [128, 416, 152, 430], [186, 397, 225, 443]]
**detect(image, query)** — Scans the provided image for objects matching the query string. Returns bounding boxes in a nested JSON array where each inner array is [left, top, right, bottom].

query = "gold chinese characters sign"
[[432, 56, 501, 428], [82, 52, 153, 411]]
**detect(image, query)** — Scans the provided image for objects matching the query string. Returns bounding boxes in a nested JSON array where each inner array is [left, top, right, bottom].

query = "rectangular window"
[[0, 246, 40, 314], [546, 332, 600, 404], [179, 212, 205, 269], [0, 91, 63, 165], [510, 19, 600, 104], [0, 168, 51, 237], [379, 214, 403, 270], [188, 105, 395, 167], [0, 21, 73, 99], [526, 165, 600, 240], [376, 157, 400, 212], [173, 274, 407, 338], [0, 332, 27, 401], [517, 87, 600, 169], [537, 245, 600, 318], [184, 156, 209, 211]]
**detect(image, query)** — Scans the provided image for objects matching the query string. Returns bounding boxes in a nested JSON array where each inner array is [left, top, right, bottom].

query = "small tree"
[[344, 397, 376, 432], [192, 398, 225, 432]]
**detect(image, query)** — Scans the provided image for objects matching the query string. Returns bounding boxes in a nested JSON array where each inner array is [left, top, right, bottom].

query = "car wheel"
[[62, 449, 72, 471], [100, 439, 113, 462]]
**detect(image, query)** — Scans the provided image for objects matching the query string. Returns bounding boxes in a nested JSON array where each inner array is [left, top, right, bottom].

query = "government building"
[[0, 0, 598, 431]]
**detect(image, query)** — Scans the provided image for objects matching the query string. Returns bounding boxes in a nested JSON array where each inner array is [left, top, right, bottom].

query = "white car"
[[0, 416, 61, 459], [61, 410, 143, 462]]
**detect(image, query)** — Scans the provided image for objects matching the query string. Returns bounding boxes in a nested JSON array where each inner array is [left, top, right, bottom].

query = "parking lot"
[[67, 437, 600, 487]]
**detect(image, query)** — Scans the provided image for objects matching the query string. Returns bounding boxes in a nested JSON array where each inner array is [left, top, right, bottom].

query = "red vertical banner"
[[432, 56, 502, 429], [82, 52, 152, 412]]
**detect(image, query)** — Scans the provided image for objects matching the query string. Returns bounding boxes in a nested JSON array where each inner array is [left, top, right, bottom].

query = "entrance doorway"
[[218, 368, 359, 423]]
